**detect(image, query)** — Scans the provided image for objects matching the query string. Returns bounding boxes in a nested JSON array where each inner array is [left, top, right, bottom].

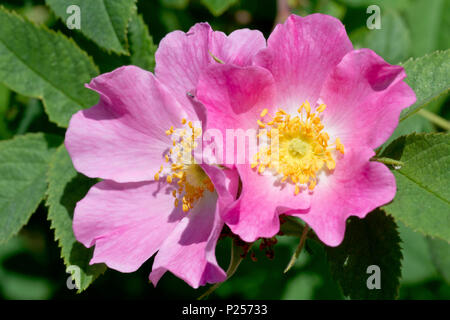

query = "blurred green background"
[[0, 0, 448, 299]]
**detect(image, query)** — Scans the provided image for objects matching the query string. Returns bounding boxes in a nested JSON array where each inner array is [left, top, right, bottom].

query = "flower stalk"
[[371, 157, 404, 167], [284, 224, 310, 274], [198, 239, 248, 300], [418, 109, 450, 131]]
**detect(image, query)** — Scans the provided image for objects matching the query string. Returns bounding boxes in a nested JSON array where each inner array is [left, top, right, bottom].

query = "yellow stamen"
[[303, 100, 311, 114], [257, 120, 266, 128], [155, 120, 215, 213], [316, 104, 326, 113], [326, 158, 336, 170], [252, 101, 344, 194], [336, 138, 345, 154]]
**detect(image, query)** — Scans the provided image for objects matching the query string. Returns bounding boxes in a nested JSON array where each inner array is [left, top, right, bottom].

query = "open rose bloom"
[[196, 14, 415, 246], [65, 14, 415, 288], [65, 24, 264, 288]]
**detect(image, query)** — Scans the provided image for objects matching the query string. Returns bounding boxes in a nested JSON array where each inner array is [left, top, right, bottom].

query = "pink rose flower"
[[196, 14, 416, 246], [65, 23, 264, 288]]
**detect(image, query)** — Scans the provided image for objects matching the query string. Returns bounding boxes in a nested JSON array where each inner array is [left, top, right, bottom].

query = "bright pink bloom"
[[65, 23, 263, 288], [196, 14, 416, 246]]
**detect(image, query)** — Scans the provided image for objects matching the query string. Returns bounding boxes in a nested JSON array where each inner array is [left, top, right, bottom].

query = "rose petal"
[[320, 49, 416, 149], [155, 23, 266, 117], [223, 164, 311, 242], [149, 192, 226, 288], [197, 64, 277, 166], [291, 148, 396, 246], [65, 66, 187, 182], [74, 180, 184, 272], [254, 13, 353, 112]]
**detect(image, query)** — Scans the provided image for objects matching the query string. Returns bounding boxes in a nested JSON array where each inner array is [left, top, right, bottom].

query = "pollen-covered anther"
[[156, 118, 214, 212], [254, 101, 344, 194]]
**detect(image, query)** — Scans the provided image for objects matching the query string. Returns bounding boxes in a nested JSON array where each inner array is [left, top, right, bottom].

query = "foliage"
[[0, 7, 99, 127], [0, 133, 61, 243], [381, 133, 450, 242], [0, 0, 448, 300], [326, 210, 402, 299], [46, 146, 106, 292]]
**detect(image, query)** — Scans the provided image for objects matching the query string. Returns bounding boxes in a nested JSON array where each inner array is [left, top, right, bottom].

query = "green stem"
[[284, 224, 309, 274], [197, 240, 246, 300], [371, 157, 404, 167], [418, 109, 450, 131], [197, 280, 223, 301]]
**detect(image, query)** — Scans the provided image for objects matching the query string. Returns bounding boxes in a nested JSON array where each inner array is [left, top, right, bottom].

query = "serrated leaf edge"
[[45, 0, 137, 56], [0, 6, 100, 128], [400, 49, 450, 121], [0, 133, 57, 244], [381, 132, 450, 243], [44, 144, 106, 293]]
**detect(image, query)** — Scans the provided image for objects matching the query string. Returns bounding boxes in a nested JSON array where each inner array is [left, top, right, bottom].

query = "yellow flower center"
[[252, 100, 344, 195], [288, 138, 311, 158], [154, 119, 214, 212]]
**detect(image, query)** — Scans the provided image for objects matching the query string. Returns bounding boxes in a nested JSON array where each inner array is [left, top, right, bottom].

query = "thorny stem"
[[284, 224, 310, 273]]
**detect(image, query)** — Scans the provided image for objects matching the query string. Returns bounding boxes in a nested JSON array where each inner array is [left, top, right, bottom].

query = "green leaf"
[[326, 209, 402, 299], [0, 271, 53, 300], [0, 83, 11, 139], [45, 146, 106, 292], [364, 10, 411, 64], [380, 113, 433, 152], [400, 49, 450, 121], [279, 215, 307, 237], [437, 0, 450, 50], [427, 237, 450, 284], [398, 222, 438, 284], [0, 237, 55, 299], [0, 133, 61, 243], [0, 83, 10, 114], [0, 7, 99, 128], [200, 0, 238, 16], [160, 0, 190, 9], [318, 1, 346, 21], [339, 0, 411, 10], [405, 0, 445, 58], [281, 272, 322, 299], [422, 93, 448, 114], [128, 13, 157, 72], [379, 95, 446, 153], [381, 133, 450, 242], [46, 0, 137, 55]]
